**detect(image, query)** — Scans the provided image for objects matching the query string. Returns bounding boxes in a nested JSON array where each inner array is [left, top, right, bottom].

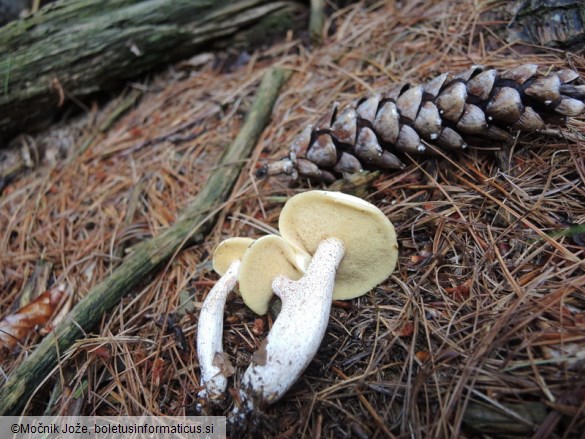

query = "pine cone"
[[259, 64, 584, 183]]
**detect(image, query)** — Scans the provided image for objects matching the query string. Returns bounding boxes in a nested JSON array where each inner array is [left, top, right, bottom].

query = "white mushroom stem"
[[197, 259, 240, 399], [234, 237, 345, 415]]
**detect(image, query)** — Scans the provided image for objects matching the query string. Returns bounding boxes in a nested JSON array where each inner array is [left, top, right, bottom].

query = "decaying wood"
[[0, 67, 290, 415], [0, 0, 303, 143], [488, 0, 585, 50]]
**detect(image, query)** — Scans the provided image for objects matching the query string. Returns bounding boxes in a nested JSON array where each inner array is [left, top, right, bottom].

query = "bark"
[[0, 0, 303, 142], [489, 0, 585, 50]]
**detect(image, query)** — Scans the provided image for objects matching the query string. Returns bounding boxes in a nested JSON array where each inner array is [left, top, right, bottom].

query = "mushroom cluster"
[[195, 190, 399, 419]]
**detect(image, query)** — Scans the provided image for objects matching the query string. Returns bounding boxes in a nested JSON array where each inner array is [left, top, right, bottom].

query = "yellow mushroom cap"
[[238, 235, 311, 315], [279, 190, 398, 300], [212, 237, 255, 276]]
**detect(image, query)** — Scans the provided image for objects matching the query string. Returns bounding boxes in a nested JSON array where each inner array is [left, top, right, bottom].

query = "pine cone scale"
[[555, 98, 585, 116], [435, 81, 468, 122], [373, 102, 400, 144], [414, 101, 442, 140], [457, 104, 488, 135], [466, 69, 496, 100], [501, 64, 538, 83], [396, 85, 424, 122], [560, 84, 585, 99], [424, 73, 449, 98], [486, 87, 523, 122], [524, 75, 561, 101]]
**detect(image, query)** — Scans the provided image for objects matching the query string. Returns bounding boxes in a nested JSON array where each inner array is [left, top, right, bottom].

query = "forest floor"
[[1, 0, 584, 437]]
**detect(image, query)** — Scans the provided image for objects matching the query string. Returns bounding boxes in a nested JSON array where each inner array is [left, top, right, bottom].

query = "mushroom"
[[197, 237, 253, 400], [238, 234, 311, 315], [280, 191, 399, 301], [232, 191, 398, 419]]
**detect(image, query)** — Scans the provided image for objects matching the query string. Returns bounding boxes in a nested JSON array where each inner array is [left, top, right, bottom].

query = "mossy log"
[[0, 0, 304, 143], [486, 0, 585, 50], [0, 67, 290, 415]]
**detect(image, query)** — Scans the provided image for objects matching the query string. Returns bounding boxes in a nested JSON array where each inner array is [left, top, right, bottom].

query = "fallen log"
[[0, 0, 303, 143]]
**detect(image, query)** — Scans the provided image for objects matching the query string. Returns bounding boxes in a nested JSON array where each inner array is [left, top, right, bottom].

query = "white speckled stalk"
[[197, 259, 240, 399], [237, 238, 345, 412]]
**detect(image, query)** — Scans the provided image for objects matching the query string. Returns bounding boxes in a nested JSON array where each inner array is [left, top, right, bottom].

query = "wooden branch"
[[0, 0, 303, 142], [0, 67, 290, 415], [309, 0, 324, 43]]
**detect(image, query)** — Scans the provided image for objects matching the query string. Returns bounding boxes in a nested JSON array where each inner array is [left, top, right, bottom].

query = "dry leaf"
[[251, 339, 268, 366], [212, 352, 235, 377], [0, 284, 65, 352]]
